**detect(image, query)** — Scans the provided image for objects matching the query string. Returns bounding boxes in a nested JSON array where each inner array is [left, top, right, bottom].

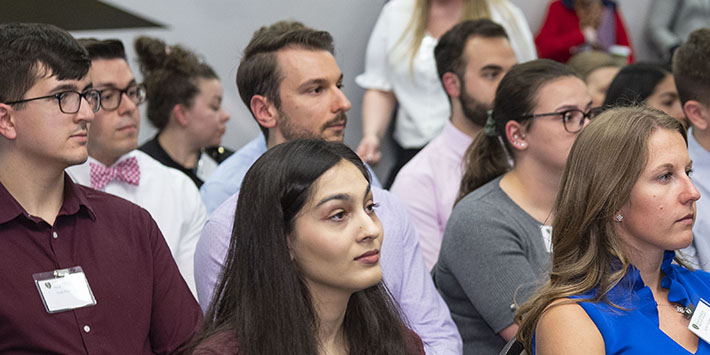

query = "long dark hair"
[[189, 139, 417, 354], [603, 62, 669, 108], [457, 59, 578, 202]]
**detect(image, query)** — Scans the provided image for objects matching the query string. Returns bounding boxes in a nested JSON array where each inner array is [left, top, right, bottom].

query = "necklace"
[[674, 303, 694, 319]]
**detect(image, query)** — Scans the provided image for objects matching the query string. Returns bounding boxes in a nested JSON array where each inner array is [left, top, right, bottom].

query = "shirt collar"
[[88, 150, 137, 169], [442, 121, 475, 159], [0, 173, 95, 225]]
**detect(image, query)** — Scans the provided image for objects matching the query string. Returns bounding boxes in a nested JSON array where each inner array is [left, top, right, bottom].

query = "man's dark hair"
[[0, 23, 91, 105], [673, 28, 710, 106], [78, 38, 127, 61], [434, 19, 509, 83], [236, 21, 335, 139]]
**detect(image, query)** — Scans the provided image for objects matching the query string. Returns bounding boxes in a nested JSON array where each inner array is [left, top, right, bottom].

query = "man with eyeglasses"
[[0, 24, 201, 353], [66, 38, 207, 296]]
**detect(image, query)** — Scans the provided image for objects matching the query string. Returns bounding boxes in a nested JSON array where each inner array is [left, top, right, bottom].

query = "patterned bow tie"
[[89, 157, 141, 190]]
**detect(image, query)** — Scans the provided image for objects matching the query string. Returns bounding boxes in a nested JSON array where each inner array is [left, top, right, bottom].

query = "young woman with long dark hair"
[[187, 139, 423, 355]]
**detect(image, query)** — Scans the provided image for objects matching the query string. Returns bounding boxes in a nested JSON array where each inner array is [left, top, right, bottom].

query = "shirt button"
[[83, 325, 91, 333], [52, 232, 58, 239]]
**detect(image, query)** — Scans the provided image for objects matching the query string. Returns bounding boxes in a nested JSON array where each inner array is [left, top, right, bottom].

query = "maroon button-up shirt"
[[0, 174, 203, 354]]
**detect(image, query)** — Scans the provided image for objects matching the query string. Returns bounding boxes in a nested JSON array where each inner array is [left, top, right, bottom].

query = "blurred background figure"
[[135, 36, 232, 187], [647, 0, 710, 65], [567, 50, 623, 107], [603, 62, 686, 127], [356, 0, 536, 187], [535, 0, 633, 63]]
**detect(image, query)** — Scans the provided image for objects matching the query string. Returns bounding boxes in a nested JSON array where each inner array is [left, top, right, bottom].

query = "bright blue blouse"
[[570, 251, 710, 354]]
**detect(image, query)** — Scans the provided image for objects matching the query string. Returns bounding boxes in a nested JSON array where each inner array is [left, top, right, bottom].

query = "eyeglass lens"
[[100, 85, 146, 110], [59, 90, 101, 114]]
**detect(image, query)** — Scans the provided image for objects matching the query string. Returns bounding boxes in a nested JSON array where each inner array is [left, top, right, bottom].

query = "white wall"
[[73, 0, 657, 182]]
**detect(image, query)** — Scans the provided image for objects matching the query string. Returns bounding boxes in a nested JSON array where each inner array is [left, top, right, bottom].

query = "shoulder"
[[535, 299, 605, 355], [450, 178, 511, 221]]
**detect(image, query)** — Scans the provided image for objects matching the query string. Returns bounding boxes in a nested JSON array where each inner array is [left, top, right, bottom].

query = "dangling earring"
[[615, 214, 623, 222]]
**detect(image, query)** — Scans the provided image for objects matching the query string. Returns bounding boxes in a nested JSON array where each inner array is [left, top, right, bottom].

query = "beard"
[[459, 87, 489, 127], [278, 108, 347, 142]]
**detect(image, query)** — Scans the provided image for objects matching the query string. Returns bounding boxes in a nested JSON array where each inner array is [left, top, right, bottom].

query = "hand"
[[357, 134, 381, 166]]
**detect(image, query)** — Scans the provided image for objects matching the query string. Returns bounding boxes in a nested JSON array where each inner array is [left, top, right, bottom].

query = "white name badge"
[[33, 266, 97, 314], [540, 225, 553, 253], [689, 298, 710, 343]]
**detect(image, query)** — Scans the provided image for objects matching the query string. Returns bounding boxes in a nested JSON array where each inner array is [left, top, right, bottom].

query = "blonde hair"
[[398, 0, 525, 70], [515, 106, 688, 352]]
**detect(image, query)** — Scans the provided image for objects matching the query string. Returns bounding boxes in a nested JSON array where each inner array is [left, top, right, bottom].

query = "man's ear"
[[684, 100, 710, 131], [171, 104, 190, 127], [0, 104, 17, 140], [250, 95, 278, 129], [505, 120, 528, 151], [441, 72, 461, 99]]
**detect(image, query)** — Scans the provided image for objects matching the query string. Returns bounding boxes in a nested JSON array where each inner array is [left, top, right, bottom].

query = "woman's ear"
[[171, 104, 190, 127], [505, 120, 528, 151]]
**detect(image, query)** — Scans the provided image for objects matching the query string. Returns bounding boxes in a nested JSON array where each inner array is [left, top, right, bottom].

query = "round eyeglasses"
[[5, 89, 102, 114], [98, 84, 146, 111], [521, 107, 603, 133]]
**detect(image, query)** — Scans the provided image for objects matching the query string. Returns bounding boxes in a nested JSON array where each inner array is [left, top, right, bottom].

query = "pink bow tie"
[[89, 157, 140, 190]]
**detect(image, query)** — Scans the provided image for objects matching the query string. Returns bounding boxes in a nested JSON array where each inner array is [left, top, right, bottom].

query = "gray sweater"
[[432, 176, 551, 355]]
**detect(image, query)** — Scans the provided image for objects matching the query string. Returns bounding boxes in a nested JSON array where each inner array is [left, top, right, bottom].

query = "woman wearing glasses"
[[432, 59, 595, 354], [135, 36, 231, 187]]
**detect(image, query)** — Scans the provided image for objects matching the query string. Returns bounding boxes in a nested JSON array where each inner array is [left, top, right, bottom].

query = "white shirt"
[[67, 150, 207, 296], [356, 0, 536, 148]]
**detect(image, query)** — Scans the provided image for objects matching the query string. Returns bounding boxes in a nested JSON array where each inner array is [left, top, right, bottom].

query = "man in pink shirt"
[[390, 19, 517, 269]]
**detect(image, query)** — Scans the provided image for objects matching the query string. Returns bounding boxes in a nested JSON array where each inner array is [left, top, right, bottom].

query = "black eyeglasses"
[[98, 84, 146, 111], [5, 89, 101, 114], [521, 107, 603, 133]]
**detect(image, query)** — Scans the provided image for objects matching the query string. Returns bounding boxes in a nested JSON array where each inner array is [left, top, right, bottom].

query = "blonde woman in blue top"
[[517, 106, 709, 354]]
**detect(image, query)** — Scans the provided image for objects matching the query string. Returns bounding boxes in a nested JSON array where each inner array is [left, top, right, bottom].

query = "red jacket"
[[535, 0, 634, 63]]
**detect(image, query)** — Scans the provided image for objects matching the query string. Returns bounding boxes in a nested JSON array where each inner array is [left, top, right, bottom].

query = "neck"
[[157, 128, 201, 169], [265, 130, 286, 150], [90, 151, 127, 167], [450, 105, 483, 138], [309, 285, 350, 355], [627, 246, 665, 294], [500, 158, 562, 224], [0, 153, 65, 225], [692, 127, 710, 152]]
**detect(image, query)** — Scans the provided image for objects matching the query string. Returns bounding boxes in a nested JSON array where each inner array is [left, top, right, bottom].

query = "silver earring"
[[615, 214, 623, 222]]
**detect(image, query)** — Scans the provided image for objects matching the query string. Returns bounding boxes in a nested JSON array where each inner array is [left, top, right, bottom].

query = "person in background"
[[535, 0, 633, 63], [188, 139, 424, 354], [647, 0, 710, 65], [603, 62, 686, 127], [433, 59, 595, 354], [356, 0, 536, 187], [195, 21, 462, 355], [0, 23, 201, 354], [567, 50, 622, 107], [673, 28, 710, 271], [135, 36, 231, 187], [390, 19, 517, 270], [517, 106, 703, 354], [66, 38, 207, 295]]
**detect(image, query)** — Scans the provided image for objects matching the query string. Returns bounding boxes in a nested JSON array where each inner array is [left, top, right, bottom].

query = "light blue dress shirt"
[[682, 128, 710, 270]]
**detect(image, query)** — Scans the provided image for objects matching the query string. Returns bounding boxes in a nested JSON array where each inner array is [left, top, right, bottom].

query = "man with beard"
[[195, 21, 463, 354], [390, 19, 517, 270]]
